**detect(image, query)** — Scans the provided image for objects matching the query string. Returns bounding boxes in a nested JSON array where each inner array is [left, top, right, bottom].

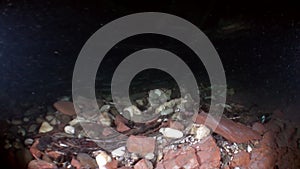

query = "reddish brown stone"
[[126, 135, 155, 156], [46, 151, 62, 160], [115, 115, 130, 132], [230, 151, 250, 168], [53, 101, 76, 116], [27, 160, 57, 169], [192, 136, 221, 169], [252, 122, 265, 135], [155, 162, 165, 169], [249, 146, 276, 169], [134, 159, 153, 169], [105, 159, 119, 169], [163, 147, 200, 169], [196, 111, 261, 143], [76, 153, 98, 169], [71, 157, 81, 169], [169, 120, 185, 131], [29, 139, 42, 159]]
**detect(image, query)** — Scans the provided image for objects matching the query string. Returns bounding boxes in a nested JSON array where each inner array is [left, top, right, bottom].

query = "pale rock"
[[159, 127, 183, 139], [123, 105, 142, 116], [45, 115, 54, 121], [98, 111, 112, 126], [39, 122, 53, 133], [50, 118, 57, 126], [17, 127, 26, 136], [64, 125, 75, 135], [111, 146, 126, 157], [36, 117, 44, 124], [190, 124, 210, 140], [145, 153, 155, 160], [99, 105, 110, 112], [95, 151, 112, 167], [28, 124, 38, 133], [11, 119, 22, 125], [24, 138, 34, 145], [23, 117, 30, 122]]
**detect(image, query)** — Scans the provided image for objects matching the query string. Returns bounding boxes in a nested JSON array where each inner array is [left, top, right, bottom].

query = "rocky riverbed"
[[1, 89, 299, 169]]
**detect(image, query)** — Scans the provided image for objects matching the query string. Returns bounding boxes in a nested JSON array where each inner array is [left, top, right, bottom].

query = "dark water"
[[0, 0, 299, 121]]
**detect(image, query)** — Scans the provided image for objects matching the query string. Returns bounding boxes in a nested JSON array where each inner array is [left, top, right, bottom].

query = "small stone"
[[50, 118, 57, 126], [98, 111, 112, 126], [126, 135, 156, 156], [160, 108, 173, 116], [159, 127, 183, 139], [45, 115, 54, 121], [11, 119, 22, 125], [64, 125, 75, 135], [134, 159, 153, 169], [24, 138, 34, 145], [145, 153, 155, 160], [190, 124, 210, 140], [28, 160, 57, 169], [23, 117, 30, 122], [17, 127, 26, 137], [95, 151, 112, 167], [38, 122, 53, 133], [36, 117, 44, 124], [77, 153, 98, 169], [111, 146, 126, 157], [4, 143, 12, 149], [246, 145, 252, 153], [53, 101, 76, 116], [99, 105, 110, 112], [28, 124, 38, 133]]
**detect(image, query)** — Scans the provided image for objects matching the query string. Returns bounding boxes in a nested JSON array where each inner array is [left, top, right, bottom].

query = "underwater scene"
[[0, 0, 299, 168]]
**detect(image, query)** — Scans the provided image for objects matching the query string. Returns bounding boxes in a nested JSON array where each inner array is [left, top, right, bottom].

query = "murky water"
[[0, 1, 299, 122]]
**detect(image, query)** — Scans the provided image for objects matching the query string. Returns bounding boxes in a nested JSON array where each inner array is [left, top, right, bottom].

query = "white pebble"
[[190, 124, 210, 140], [159, 127, 183, 139], [64, 125, 75, 135], [145, 153, 155, 160], [247, 145, 252, 153], [23, 117, 30, 122], [38, 121, 53, 133], [96, 151, 112, 167], [24, 138, 34, 145], [111, 146, 125, 157]]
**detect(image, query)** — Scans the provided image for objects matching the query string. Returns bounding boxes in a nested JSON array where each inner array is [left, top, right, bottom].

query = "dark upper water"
[[0, 0, 299, 121]]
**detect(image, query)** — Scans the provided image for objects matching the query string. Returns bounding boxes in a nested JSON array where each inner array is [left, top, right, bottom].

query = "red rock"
[[53, 101, 76, 116], [155, 162, 165, 169], [71, 157, 81, 169], [230, 151, 250, 168], [27, 160, 57, 169], [192, 136, 221, 169], [46, 151, 62, 160], [105, 159, 119, 169], [134, 159, 153, 169], [29, 139, 42, 159], [252, 122, 265, 135], [169, 120, 185, 131], [196, 111, 261, 143], [248, 146, 276, 169], [115, 115, 130, 132], [76, 153, 98, 169], [163, 147, 200, 169], [126, 135, 155, 156]]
